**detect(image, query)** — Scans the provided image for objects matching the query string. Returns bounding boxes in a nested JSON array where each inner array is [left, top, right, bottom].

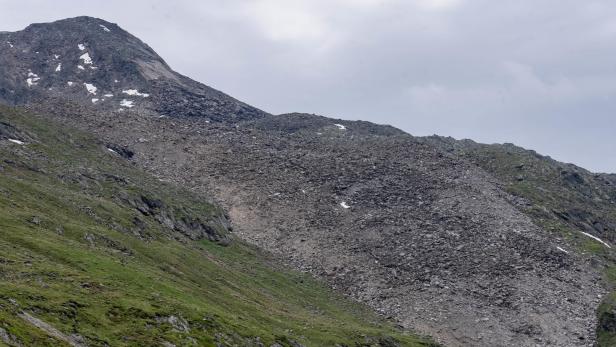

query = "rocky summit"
[[1, 16, 615, 347]]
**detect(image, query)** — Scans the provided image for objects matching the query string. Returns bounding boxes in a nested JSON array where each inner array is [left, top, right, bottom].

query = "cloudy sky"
[[1, 0, 615, 172]]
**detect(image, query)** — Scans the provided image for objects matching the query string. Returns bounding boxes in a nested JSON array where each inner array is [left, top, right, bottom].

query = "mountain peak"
[[25, 16, 116, 29], [0, 17, 267, 122]]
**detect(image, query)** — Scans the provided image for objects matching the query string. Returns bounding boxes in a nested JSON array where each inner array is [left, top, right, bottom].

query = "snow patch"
[[67, 81, 74, 86], [107, 147, 117, 153], [103, 94, 114, 97], [79, 52, 93, 65], [91, 98, 99, 104], [122, 89, 149, 98], [55, 63, 62, 72], [580, 231, 611, 248], [84, 83, 97, 95], [120, 99, 134, 108], [26, 72, 40, 87], [340, 201, 350, 209], [54, 54, 60, 59], [556, 246, 569, 254], [77, 65, 85, 70], [8, 139, 24, 145], [7, 41, 13, 48], [99, 24, 111, 32], [78, 43, 86, 51], [334, 123, 346, 130]]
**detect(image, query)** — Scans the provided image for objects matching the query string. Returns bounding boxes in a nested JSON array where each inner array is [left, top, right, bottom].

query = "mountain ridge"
[[1, 16, 615, 347]]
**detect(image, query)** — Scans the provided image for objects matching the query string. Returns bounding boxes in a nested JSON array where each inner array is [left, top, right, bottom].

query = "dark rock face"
[[1, 16, 610, 347], [0, 120, 30, 142], [122, 193, 228, 243]]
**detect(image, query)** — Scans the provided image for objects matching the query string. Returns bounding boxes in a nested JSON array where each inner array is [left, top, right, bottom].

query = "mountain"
[[0, 16, 266, 122], [0, 107, 434, 347], [0, 16, 614, 347]]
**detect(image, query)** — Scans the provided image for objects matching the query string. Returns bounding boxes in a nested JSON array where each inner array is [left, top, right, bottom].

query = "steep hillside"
[[0, 16, 612, 347], [0, 105, 434, 347], [421, 136, 616, 346], [29, 100, 606, 346]]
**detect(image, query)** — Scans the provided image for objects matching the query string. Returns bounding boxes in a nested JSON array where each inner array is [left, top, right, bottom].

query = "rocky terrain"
[[420, 136, 616, 345], [0, 106, 432, 346], [1, 16, 614, 347]]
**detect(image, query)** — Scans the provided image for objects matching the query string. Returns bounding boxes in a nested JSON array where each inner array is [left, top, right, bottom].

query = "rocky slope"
[[0, 105, 433, 347], [1, 16, 613, 347], [420, 136, 616, 345]]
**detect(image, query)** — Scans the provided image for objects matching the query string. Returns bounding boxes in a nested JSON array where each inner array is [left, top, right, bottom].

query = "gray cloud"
[[1, 0, 615, 172]]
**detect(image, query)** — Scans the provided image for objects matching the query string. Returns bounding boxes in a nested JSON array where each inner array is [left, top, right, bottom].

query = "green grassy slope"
[[422, 136, 616, 346], [0, 106, 435, 347]]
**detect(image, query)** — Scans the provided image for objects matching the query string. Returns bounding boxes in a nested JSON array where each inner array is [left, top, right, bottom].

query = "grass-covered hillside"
[[422, 136, 616, 347], [0, 105, 435, 347]]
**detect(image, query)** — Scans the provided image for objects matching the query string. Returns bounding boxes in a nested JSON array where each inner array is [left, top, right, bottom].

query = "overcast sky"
[[1, 0, 615, 172]]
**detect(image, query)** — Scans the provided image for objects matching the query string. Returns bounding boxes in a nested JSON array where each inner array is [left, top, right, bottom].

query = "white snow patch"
[[67, 81, 74, 86], [99, 24, 111, 32], [91, 98, 99, 104], [114, 79, 119, 83], [26, 72, 40, 87], [55, 63, 62, 72], [79, 52, 93, 65], [103, 94, 114, 97], [84, 83, 97, 95], [8, 139, 24, 145], [340, 201, 350, 209], [107, 147, 117, 153], [334, 123, 346, 130], [77, 65, 85, 70], [54, 54, 60, 59], [556, 246, 569, 254], [120, 99, 134, 108], [89, 66, 98, 70], [7, 41, 13, 48], [78, 43, 86, 51], [580, 231, 612, 248], [122, 89, 149, 98]]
